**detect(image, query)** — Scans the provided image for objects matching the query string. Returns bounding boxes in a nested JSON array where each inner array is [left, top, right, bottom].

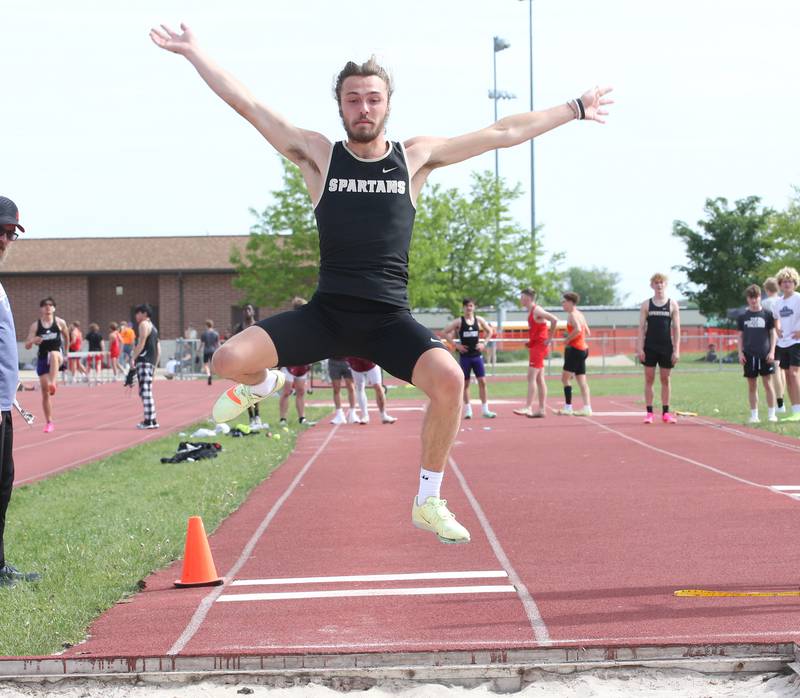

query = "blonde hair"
[[291, 296, 307, 310], [776, 267, 800, 286], [650, 272, 668, 284], [763, 277, 779, 294]]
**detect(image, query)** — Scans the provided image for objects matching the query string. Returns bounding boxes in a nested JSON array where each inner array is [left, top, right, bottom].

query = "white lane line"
[[167, 425, 340, 656], [770, 485, 800, 491], [231, 570, 507, 586], [584, 418, 800, 500], [218, 584, 516, 602], [607, 397, 800, 455], [449, 456, 551, 645]]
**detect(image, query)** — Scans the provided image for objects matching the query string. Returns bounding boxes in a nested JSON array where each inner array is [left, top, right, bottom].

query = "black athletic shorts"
[[203, 350, 215, 364], [643, 346, 674, 369], [777, 344, 800, 369], [255, 292, 446, 384], [742, 353, 775, 378], [563, 346, 588, 375]]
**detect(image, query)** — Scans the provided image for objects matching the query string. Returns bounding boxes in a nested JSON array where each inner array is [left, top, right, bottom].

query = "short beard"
[[342, 113, 388, 144]]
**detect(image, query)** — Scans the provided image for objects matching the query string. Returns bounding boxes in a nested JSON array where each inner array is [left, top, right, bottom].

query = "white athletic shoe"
[[778, 404, 787, 414], [347, 409, 359, 424], [381, 413, 397, 424], [331, 410, 346, 425], [747, 415, 761, 424], [768, 414, 779, 423]]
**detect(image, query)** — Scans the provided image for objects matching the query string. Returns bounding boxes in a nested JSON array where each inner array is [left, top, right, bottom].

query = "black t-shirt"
[[200, 329, 219, 352], [737, 309, 774, 357], [459, 317, 481, 357], [85, 331, 103, 352], [314, 141, 416, 308]]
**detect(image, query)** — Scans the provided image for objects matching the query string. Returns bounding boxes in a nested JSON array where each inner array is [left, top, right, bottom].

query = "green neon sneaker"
[[212, 370, 285, 423], [411, 496, 471, 544], [781, 411, 800, 422]]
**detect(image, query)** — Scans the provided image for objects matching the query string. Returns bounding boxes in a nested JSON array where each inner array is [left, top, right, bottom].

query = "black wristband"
[[576, 97, 585, 120]]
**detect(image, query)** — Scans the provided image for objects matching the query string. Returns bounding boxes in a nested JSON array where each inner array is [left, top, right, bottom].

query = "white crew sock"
[[417, 468, 443, 505], [750, 408, 759, 420], [481, 402, 491, 413], [768, 406, 777, 419], [464, 403, 473, 417], [251, 371, 278, 397]]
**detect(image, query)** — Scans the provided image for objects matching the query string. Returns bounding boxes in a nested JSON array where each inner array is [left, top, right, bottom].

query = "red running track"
[[60, 395, 800, 658], [12, 379, 220, 485]]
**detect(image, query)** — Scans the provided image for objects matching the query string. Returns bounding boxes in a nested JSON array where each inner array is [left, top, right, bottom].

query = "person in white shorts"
[[346, 357, 396, 424], [761, 276, 785, 413], [772, 267, 800, 422]]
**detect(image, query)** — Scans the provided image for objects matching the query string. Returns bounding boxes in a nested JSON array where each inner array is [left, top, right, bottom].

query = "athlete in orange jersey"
[[558, 292, 592, 416]]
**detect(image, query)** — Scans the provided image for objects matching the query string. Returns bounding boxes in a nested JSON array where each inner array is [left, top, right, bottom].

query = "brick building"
[[1, 235, 271, 341]]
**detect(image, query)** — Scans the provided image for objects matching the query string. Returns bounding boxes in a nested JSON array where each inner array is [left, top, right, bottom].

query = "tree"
[[560, 266, 624, 306], [409, 171, 563, 314], [673, 196, 773, 322], [233, 161, 564, 313], [759, 186, 800, 279], [231, 160, 320, 307]]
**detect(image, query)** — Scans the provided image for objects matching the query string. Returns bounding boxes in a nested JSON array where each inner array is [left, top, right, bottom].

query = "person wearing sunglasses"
[[0, 196, 40, 586]]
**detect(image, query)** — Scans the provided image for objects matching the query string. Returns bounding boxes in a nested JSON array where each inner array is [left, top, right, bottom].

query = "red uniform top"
[[346, 357, 376, 373], [528, 306, 549, 346], [286, 365, 312, 377], [69, 329, 82, 352]]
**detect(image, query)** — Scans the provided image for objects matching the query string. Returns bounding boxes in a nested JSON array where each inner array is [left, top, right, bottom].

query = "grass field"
[[1, 370, 798, 656], [0, 400, 326, 656]]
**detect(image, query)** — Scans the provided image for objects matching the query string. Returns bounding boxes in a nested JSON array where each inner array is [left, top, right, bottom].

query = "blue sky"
[[2, 0, 798, 303]]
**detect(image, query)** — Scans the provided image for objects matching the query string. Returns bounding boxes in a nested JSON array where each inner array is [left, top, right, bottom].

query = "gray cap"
[[0, 197, 25, 233]]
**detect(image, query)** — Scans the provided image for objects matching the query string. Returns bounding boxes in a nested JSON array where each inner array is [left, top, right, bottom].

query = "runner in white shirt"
[[772, 267, 800, 421], [761, 276, 785, 413]]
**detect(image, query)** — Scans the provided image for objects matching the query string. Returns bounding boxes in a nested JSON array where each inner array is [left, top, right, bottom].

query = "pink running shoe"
[[43, 422, 54, 434], [643, 413, 654, 424], [662, 412, 678, 424]]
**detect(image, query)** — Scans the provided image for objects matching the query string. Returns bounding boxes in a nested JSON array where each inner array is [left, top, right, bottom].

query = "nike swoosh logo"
[[430, 338, 443, 343], [382, 167, 398, 173], [225, 387, 242, 405]]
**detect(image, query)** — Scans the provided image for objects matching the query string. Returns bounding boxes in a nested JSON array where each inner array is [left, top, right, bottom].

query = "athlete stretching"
[[151, 24, 612, 544]]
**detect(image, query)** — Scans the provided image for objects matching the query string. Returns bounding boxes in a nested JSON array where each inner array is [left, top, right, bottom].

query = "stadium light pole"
[[490, 36, 514, 181]]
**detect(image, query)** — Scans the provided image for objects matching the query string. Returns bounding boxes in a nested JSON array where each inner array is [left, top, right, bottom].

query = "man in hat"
[[0, 197, 40, 586]]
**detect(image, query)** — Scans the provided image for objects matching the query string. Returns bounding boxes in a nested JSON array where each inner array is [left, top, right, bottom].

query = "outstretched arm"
[[149, 24, 331, 195], [405, 86, 612, 180]]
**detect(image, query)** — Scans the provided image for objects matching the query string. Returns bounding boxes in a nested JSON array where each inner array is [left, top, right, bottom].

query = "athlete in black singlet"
[[151, 23, 612, 544], [24, 297, 68, 433], [637, 274, 681, 424]]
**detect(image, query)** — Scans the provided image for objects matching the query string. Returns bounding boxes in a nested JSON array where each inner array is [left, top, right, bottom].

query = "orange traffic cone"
[[174, 516, 224, 588]]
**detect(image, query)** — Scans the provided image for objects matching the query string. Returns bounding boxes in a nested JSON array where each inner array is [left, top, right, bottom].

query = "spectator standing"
[[118, 321, 136, 370], [761, 276, 785, 413], [67, 321, 87, 383], [737, 284, 777, 423], [130, 304, 160, 429], [199, 320, 220, 385], [108, 322, 122, 380], [84, 323, 104, 382], [0, 196, 40, 584]]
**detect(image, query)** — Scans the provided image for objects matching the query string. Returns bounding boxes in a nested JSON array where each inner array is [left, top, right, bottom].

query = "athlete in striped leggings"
[[131, 304, 160, 429]]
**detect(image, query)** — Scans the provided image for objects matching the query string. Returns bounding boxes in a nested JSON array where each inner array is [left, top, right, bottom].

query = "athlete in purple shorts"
[[443, 299, 496, 419]]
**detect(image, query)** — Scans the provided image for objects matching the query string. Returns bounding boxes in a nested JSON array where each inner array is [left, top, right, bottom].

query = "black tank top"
[[644, 298, 672, 350], [314, 141, 416, 308], [136, 323, 159, 364], [459, 316, 481, 357], [36, 318, 61, 357]]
